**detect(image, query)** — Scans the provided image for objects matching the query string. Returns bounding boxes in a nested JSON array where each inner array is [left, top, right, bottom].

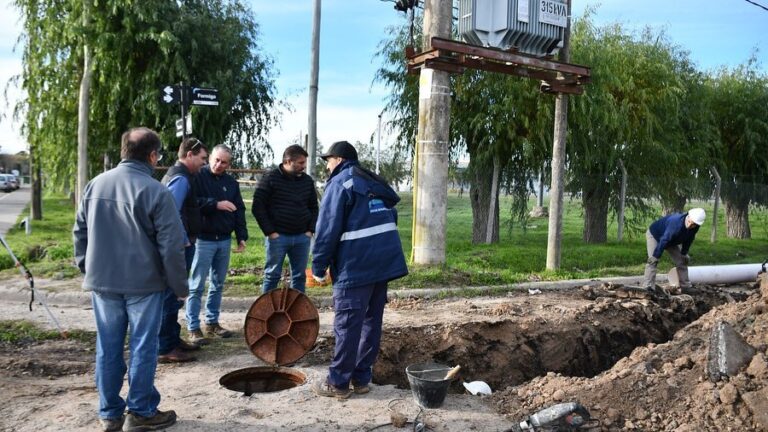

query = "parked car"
[[0, 174, 13, 192], [8, 174, 19, 190]]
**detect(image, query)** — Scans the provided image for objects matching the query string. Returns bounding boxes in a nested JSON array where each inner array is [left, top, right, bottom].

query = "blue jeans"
[[327, 281, 388, 389], [159, 245, 196, 354], [262, 233, 311, 293], [186, 238, 231, 331], [92, 291, 163, 419]]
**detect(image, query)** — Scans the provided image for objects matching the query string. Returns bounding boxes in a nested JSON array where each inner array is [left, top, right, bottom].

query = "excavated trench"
[[368, 287, 746, 393]]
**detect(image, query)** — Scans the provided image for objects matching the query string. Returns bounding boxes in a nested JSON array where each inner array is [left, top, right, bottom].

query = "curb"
[[0, 274, 666, 311]]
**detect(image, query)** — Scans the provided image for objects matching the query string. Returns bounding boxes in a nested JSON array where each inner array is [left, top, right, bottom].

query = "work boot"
[[312, 379, 352, 400], [177, 339, 201, 351], [681, 285, 701, 295], [204, 323, 232, 338], [187, 329, 210, 346], [99, 415, 124, 432], [158, 347, 196, 364], [350, 381, 370, 394], [122, 409, 176, 432]]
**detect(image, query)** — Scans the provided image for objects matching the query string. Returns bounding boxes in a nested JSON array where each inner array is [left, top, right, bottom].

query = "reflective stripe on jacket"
[[312, 161, 408, 289]]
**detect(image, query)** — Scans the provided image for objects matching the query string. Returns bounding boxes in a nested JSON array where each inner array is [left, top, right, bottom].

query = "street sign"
[[160, 85, 183, 104], [189, 87, 219, 106], [175, 116, 192, 138]]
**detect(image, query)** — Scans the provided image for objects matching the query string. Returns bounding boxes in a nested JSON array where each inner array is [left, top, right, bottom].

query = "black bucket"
[[405, 362, 452, 409]]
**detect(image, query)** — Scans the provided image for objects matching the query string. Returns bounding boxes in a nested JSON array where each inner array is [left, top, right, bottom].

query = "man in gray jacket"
[[74, 127, 187, 432]]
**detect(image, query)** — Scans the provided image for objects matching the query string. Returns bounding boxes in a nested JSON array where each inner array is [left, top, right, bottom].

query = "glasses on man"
[[190, 139, 203, 151]]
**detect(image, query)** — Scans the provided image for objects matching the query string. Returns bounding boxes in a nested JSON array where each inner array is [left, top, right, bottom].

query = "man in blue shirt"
[[158, 137, 208, 363], [642, 208, 705, 293]]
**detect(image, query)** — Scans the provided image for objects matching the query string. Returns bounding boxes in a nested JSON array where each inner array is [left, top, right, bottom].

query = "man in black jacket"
[[186, 145, 248, 343], [252, 145, 318, 293], [158, 137, 208, 363]]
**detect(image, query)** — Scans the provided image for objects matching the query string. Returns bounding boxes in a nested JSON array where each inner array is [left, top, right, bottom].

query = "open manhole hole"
[[220, 366, 307, 395], [220, 288, 319, 395]]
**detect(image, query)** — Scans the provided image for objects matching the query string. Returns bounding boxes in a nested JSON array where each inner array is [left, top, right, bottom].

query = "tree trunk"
[[469, 157, 499, 244], [709, 166, 721, 243], [661, 194, 686, 215], [30, 149, 42, 220], [485, 156, 500, 244], [724, 198, 751, 239], [617, 159, 627, 242], [582, 181, 609, 243]]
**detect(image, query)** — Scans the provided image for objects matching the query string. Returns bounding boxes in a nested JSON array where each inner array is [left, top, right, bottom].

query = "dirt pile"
[[491, 276, 768, 431], [373, 284, 731, 393]]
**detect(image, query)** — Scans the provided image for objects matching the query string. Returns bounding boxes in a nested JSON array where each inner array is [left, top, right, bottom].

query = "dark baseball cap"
[[320, 140, 358, 161]]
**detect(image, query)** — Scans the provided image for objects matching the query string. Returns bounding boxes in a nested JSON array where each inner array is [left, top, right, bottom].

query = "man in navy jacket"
[[311, 141, 408, 399], [186, 145, 248, 343], [642, 208, 705, 292]]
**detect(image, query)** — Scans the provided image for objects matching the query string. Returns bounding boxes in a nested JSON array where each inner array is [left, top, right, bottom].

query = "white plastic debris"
[[463, 381, 492, 396], [528, 289, 542, 295]]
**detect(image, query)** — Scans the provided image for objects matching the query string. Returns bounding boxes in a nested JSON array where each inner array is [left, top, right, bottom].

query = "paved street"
[[0, 185, 31, 236]]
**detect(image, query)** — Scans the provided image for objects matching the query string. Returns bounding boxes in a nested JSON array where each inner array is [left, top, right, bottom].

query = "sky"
[[0, 0, 766, 160]]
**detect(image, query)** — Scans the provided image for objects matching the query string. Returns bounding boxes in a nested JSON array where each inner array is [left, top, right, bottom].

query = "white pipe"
[[668, 263, 763, 286]]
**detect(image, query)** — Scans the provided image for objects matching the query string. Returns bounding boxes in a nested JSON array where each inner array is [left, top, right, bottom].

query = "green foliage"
[[0, 194, 80, 276], [3, 192, 768, 291], [12, 0, 278, 189], [373, 16, 421, 155], [707, 58, 768, 210], [566, 15, 711, 240], [0, 320, 94, 344], [353, 140, 411, 188]]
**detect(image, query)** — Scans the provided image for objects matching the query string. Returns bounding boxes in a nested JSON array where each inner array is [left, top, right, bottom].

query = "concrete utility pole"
[[76, 0, 93, 205], [412, 0, 452, 264], [545, 0, 572, 270], [307, 0, 321, 171]]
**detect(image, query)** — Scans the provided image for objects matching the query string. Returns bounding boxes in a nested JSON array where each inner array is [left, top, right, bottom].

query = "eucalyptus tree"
[[655, 60, 717, 214], [13, 0, 277, 191], [452, 71, 550, 243], [566, 18, 691, 243], [707, 58, 768, 239]]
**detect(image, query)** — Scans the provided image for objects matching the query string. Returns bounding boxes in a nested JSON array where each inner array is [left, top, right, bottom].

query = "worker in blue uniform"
[[642, 208, 705, 293], [310, 141, 408, 399]]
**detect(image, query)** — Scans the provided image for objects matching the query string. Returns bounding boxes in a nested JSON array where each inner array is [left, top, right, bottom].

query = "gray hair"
[[212, 144, 232, 156]]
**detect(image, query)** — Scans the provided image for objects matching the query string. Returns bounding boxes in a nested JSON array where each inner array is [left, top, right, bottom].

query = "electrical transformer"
[[458, 0, 567, 57]]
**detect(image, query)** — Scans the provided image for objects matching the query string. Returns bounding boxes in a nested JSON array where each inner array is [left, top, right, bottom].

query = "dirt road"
[[1, 279, 766, 431]]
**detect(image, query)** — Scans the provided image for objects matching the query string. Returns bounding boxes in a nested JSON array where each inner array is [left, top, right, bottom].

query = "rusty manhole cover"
[[244, 288, 319, 365]]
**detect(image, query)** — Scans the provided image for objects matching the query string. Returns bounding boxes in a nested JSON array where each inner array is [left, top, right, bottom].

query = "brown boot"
[[177, 339, 201, 351], [158, 347, 196, 363], [204, 323, 232, 338], [187, 329, 210, 345]]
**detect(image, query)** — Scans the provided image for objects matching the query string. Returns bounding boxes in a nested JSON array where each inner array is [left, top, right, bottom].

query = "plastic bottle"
[[517, 402, 591, 431]]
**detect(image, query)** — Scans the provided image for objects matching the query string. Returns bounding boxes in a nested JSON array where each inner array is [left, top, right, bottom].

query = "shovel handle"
[[444, 365, 461, 380]]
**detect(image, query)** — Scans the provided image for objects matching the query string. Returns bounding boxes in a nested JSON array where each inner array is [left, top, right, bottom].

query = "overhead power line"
[[744, 0, 768, 12]]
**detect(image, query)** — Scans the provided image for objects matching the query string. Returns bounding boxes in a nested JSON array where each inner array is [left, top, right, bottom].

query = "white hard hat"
[[688, 208, 706, 226]]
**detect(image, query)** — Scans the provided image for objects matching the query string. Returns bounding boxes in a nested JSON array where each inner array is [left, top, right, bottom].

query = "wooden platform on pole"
[[407, 37, 590, 95]]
